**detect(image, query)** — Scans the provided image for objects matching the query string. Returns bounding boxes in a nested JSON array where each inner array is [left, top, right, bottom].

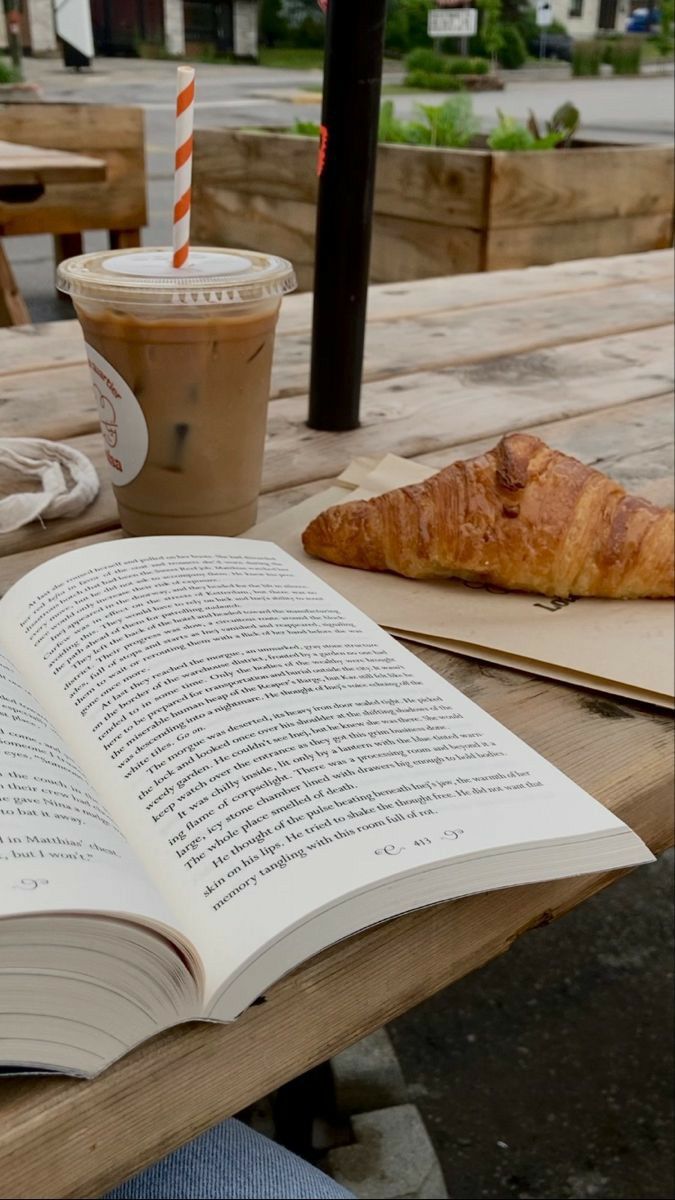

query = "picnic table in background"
[[0, 250, 673, 1199], [0, 139, 106, 326], [0, 103, 147, 327]]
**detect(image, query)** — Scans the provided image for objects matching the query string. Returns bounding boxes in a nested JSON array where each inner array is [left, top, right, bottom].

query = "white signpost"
[[535, 0, 553, 60], [536, 0, 554, 25], [427, 8, 479, 37]]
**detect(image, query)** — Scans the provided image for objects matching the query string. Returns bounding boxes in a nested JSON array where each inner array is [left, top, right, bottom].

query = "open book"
[[0, 537, 652, 1078]]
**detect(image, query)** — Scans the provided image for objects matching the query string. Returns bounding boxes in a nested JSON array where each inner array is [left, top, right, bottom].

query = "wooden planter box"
[[192, 130, 674, 289]]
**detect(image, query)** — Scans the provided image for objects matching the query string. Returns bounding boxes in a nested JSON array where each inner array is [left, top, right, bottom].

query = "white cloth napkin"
[[0, 438, 100, 534]]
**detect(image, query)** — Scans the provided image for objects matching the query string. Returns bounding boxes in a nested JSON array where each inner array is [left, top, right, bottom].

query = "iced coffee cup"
[[57, 247, 296, 537]]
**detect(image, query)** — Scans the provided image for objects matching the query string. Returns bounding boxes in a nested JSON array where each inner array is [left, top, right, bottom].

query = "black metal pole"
[[307, 0, 388, 431]]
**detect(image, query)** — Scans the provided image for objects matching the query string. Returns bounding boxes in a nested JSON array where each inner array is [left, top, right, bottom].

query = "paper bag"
[[248, 455, 674, 709]]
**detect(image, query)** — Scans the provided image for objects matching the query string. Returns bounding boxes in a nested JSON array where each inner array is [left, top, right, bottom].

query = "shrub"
[[259, 0, 288, 47], [604, 36, 642, 74], [294, 14, 325, 48], [385, 0, 434, 55], [405, 70, 465, 90], [480, 0, 505, 61], [572, 39, 603, 76], [656, 0, 674, 55], [406, 50, 490, 76], [467, 31, 489, 57], [446, 56, 490, 74], [406, 47, 447, 73], [498, 23, 527, 68], [0, 58, 19, 84]]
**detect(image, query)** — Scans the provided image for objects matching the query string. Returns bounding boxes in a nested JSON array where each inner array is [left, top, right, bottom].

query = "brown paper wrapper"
[[248, 455, 674, 710]]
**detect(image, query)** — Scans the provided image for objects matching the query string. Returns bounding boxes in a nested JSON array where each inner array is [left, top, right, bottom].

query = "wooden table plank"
[[1, 251, 672, 376], [0, 141, 106, 186], [271, 280, 675, 399], [1, 344, 673, 496], [0, 648, 671, 1200], [1, 393, 673, 563], [264, 328, 674, 492], [0, 302, 672, 446], [0, 327, 671, 508]]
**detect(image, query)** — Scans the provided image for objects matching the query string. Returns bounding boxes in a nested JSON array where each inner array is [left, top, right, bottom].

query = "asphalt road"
[[4, 57, 675, 1199]]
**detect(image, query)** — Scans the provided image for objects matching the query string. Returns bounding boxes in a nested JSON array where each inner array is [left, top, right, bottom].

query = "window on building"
[[568, 0, 584, 14]]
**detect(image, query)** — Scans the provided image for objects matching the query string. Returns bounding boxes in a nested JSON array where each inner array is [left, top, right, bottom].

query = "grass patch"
[[0, 58, 20, 84], [258, 47, 324, 70], [642, 36, 675, 61]]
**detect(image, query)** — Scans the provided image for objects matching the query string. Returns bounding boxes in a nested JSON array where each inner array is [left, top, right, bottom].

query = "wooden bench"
[[0, 139, 106, 326], [0, 103, 147, 280]]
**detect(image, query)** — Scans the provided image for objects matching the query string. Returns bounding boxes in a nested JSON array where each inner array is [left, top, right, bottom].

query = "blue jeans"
[[103, 1117, 354, 1199]]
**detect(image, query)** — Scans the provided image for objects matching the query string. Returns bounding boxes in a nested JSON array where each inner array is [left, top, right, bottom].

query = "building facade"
[[1, 0, 259, 59], [550, 0, 629, 36], [0, 0, 58, 55]]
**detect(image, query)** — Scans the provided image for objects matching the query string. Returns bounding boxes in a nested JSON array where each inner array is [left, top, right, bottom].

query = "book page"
[[0, 538, 643, 1002], [0, 649, 175, 929]]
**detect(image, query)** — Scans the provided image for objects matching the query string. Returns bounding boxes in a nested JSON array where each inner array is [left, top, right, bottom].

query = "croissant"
[[302, 433, 674, 599]]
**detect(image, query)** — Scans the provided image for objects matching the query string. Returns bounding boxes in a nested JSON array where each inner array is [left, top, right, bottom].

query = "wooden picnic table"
[[0, 140, 106, 187], [0, 249, 673, 1199], [0, 139, 106, 327]]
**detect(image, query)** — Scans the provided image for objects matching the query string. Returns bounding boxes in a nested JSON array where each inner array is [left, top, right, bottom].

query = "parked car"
[[625, 7, 661, 31], [527, 32, 573, 60]]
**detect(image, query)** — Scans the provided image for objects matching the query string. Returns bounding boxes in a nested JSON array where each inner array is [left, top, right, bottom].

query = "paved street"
[[5, 56, 674, 319]]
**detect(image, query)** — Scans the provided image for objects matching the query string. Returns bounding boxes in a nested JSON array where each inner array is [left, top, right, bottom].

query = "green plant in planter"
[[293, 120, 321, 137], [487, 110, 566, 150], [412, 96, 481, 145], [527, 101, 580, 146], [378, 97, 480, 146], [293, 97, 576, 151]]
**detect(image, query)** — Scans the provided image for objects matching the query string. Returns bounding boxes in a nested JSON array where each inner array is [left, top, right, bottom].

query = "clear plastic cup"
[[57, 247, 296, 537]]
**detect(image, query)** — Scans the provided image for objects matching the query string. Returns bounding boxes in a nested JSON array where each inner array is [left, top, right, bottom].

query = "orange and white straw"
[[173, 66, 195, 269]]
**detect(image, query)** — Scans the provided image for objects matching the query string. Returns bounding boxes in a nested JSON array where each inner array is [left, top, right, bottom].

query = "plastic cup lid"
[[56, 246, 296, 307]]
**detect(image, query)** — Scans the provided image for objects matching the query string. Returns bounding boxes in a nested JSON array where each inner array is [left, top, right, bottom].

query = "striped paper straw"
[[173, 66, 195, 269]]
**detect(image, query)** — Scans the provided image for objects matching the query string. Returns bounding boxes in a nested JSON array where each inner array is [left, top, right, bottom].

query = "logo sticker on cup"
[[85, 344, 149, 486]]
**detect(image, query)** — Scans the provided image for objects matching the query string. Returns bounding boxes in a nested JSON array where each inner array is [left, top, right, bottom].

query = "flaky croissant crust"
[[302, 433, 675, 599]]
